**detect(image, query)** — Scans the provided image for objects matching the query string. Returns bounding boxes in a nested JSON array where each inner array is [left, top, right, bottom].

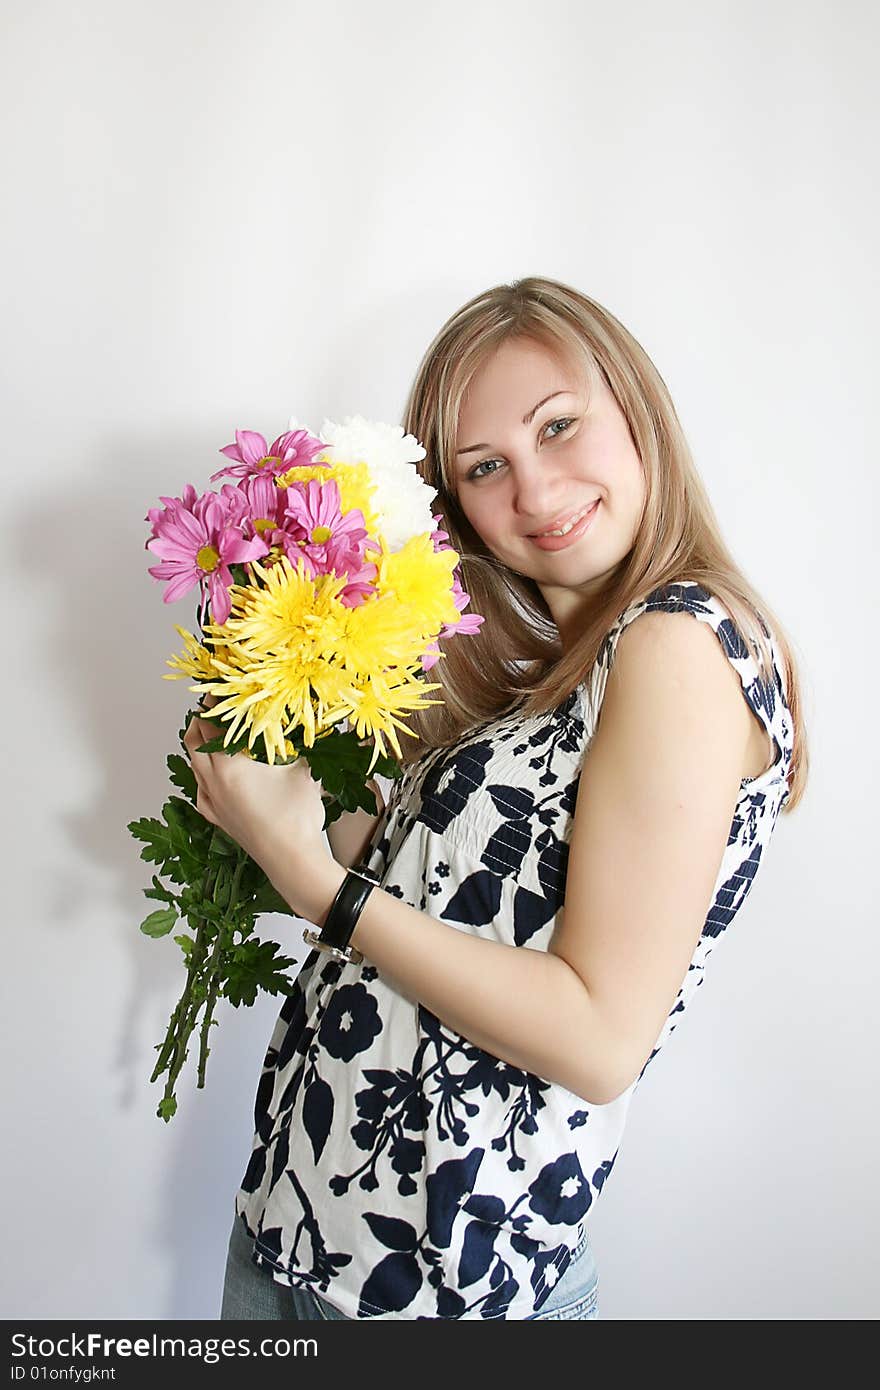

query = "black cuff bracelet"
[[302, 863, 379, 965]]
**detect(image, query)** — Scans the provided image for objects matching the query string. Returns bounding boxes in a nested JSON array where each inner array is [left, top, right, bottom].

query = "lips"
[[528, 500, 600, 538], [525, 494, 600, 547]]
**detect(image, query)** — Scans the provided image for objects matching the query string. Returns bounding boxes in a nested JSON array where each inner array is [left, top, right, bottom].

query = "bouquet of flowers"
[[129, 416, 482, 1121]]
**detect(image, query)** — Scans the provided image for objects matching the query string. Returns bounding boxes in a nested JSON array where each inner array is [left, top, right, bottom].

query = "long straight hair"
[[399, 277, 808, 812]]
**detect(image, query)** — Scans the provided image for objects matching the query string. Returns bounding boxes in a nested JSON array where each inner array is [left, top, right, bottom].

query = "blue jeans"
[[220, 1208, 599, 1321]]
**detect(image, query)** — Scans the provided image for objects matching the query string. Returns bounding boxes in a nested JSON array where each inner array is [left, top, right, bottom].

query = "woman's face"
[[452, 335, 646, 638]]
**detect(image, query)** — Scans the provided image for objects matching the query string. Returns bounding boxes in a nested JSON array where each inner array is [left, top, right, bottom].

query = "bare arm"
[[325, 777, 387, 868], [260, 611, 752, 1105]]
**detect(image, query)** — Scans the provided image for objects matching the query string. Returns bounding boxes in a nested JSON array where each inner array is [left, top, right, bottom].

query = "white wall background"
[[2, 0, 876, 1320]]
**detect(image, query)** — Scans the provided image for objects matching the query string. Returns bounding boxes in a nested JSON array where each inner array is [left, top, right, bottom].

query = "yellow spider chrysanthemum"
[[340, 593, 431, 676], [237, 733, 299, 762], [205, 556, 350, 664], [345, 668, 444, 771], [164, 625, 224, 683], [188, 556, 376, 762], [371, 534, 461, 633], [228, 654, 351, 758]]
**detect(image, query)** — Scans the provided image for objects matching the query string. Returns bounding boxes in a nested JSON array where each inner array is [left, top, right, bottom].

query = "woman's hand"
[[181, 699, 330, 898]]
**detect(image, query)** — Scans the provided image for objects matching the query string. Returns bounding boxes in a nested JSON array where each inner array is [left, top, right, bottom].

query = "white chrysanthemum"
[[288, 412, 438, 551]]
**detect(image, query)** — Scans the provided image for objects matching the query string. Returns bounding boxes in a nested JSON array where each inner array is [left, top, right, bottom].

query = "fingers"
[[196, 710, 226, 746], [198, 693, 226, 741], [184, 714, 211, 788], [195, 784, 218, 825], [183, 716, 218, 825], [184, 712, 219, 756]]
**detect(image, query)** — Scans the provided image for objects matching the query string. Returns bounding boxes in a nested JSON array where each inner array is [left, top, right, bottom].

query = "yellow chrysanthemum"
[[371, 534, 460, 633], [186, 652, 345, 764], [345, 669, 444, 772], [239, 733, 299, 762], [237, 653, 352, 757], [190, 557, 367, 762], [164, 625, 220, 683], [340, 593, 431, 676], [204, 557, 350, 661], [162, 522, 464, 767], [274, 460, 381, 537]]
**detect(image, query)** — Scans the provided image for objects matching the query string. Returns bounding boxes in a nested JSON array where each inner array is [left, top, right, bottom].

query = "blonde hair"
[[399, 276, 808, 812]]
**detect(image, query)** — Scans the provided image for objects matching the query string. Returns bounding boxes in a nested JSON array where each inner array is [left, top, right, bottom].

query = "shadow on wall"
[[21, 428, 311, 1313], [26, 280, 479, 1316]]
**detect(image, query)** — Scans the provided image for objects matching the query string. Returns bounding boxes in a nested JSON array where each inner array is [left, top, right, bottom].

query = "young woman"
[[192, 277, 807, 1321]]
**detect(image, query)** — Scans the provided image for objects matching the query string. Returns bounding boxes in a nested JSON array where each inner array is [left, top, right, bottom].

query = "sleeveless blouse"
[[233, 581, 794, 1319]]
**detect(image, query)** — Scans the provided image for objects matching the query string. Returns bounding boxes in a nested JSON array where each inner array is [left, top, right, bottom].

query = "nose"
[[510, 458, 569, 528]]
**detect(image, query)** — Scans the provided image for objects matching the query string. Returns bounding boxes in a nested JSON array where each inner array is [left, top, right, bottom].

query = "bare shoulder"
[[554, 607, 758, 1101], [603, 607, 755, 751], [612, 605, 739, 682]]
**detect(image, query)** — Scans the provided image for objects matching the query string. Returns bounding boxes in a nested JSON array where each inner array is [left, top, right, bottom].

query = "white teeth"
[[535, 501, 596, 538]]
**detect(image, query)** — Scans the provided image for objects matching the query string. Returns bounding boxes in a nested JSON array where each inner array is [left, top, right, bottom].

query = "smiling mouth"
[[529, 500, 600, 538]]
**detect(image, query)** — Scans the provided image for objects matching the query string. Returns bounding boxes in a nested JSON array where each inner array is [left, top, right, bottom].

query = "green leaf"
[[194, 730, 252, 756], [162, 797, 212, 868], [165, 794, 204, 829], [208, 826, 238, 857], [317, 782, 371, 827], [185, 898, 225, 926], [321, 796, 345, 829], [157, 1095, 177, 1122], [140, 908, 178, 938], [301, 728, 372, 791], [128, 817, 175, 864], [144, 875, 177, 906], [162, 860, 192, 889], [173, 933, 195, 958], [296, 728, 402, 828], [222, 939, 298, 1007], [161, 801, 191, 850], [212, 860, 232, 910], [249, 876, 297, 917], [167, 752, 198, 802], [371, 749, 404, 780]]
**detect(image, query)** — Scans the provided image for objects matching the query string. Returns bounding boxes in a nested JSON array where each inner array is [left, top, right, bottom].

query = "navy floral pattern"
[[234, 581, 794, 1318]]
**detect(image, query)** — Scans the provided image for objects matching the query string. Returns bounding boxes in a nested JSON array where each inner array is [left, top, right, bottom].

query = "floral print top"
[[233, 581, 794, 1319]]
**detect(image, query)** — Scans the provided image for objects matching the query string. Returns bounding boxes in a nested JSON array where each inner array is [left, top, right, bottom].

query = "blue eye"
[[546, 417, 574, 438], [469, 457, 502, 480], [467, 418, 575, 480]]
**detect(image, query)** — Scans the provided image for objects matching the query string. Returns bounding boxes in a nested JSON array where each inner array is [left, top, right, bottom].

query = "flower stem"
[[196, 849, 248, 1089], [150, 935, 203, 1084], [151, 865, 217, 1117]]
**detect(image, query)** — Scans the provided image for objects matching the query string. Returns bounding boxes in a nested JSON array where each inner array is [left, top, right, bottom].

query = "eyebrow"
[[455, 390, 576, 455]]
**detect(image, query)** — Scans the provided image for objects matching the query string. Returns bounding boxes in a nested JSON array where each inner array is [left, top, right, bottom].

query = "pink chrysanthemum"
[[419, 512, 484, 668], [284, 478, 361, 564], [334, 554, 379, 608], [282, 478, 379, 607], [421, 572, 484, 670], [430, 512, 451, 549], [233, 473, 293, 547], [145, 485, 268, 624], [146, 482, 200, 536], [210, 427, 327, 483]]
